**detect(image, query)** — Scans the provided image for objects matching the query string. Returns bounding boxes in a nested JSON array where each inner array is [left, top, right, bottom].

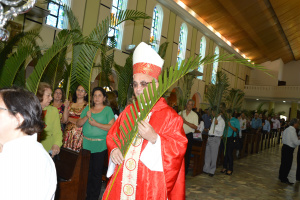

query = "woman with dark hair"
[[37, 82, 63, 157], [221, 111, 240, 175], [62, 85, 88, 151], [77, 87, 115, 200], [0, 87, 57, 199], [106, 91, 120, 119], [52, 87, 65, 131]]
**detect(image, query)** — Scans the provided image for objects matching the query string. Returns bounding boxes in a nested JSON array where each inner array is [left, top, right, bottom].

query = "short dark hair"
[[91, 87, 107, 106], [289, 118, 298, 126], [0, 87, 44, 135], [72, 85, 88, 103], [37, 82, 51, 102], [53, 87, 65, 102]]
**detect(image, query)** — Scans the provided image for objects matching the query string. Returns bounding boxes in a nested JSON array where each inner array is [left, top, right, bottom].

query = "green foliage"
[[158, 42, 169, 59], [26, 29, 84, 94], [205, 71, 230, 116], [114, 54, 133, 110], [75, 10, 150, 108]]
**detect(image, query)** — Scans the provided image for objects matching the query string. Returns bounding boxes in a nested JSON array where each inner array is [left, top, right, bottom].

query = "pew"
[[191, 135, 208, 176], [54, 148, 91, 200]]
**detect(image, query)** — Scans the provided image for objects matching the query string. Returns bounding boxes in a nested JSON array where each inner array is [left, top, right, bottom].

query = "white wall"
[[282, 60, 300, 86]]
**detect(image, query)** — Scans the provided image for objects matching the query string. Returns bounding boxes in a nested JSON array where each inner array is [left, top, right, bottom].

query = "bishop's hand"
[[138, 120, 158, 144]]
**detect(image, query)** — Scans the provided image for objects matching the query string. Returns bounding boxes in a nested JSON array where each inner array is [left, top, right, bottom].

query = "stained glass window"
[[150, 5, 163, 52], [211, 46, 219, 84], [46, 0, 70, 29], [198, 36, 206, 80], [109, 0, 128, 49], [177, 23, 188, 68]]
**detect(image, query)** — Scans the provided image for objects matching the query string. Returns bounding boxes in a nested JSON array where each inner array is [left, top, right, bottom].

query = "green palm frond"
[[41, 47, 67, 90], [205, 71, 230, 116], [256, 102, 265, 114], [158, 42, 169, 59], [26, 30, 84, 94], [65, 6, 82, 32], [226, 89, 245, 112], [75, 10, 150, 108], [0, 44, 38, 87], [114, 54, 133, 110], [0, 29, 41, 73]]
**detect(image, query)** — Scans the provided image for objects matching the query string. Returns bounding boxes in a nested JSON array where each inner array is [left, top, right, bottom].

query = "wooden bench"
[[191, 135, 208, 176], [54, 148, 91, 200]]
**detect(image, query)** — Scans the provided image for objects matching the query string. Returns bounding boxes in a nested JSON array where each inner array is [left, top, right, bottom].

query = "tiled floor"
[[186, 145, 300, 200]]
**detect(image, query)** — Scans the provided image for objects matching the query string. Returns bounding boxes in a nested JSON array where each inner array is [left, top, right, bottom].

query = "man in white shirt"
[[271, 116, 281, 142], [279, 118, 300, 184], [203, 110, 225, 176], [179, 99, 199, 175], [239, 113, 247, 138]]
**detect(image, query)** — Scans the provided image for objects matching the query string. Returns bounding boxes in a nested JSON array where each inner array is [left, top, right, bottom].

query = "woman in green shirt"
[[77, 87, 115, 200], [37, 82, 63, 157]]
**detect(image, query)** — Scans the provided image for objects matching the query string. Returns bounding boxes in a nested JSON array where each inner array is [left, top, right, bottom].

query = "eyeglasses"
[[77, 89, 86, 93], [0, 107, 8, 111], [130, 81, 153, 88]]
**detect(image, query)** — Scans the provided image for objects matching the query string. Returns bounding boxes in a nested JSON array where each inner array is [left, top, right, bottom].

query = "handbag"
[[231, 131, 240, 149]]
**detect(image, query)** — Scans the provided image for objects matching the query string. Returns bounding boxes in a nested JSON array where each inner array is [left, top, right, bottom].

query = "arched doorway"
[[167, 87, 183, 112], [192, 92, 201, 109]]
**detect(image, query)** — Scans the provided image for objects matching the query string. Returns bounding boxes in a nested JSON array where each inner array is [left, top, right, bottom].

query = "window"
[[150, 5, 163, 52], [211, 46, 219, 84], [177, 23, 188, 67], [109, 0, 128, 49], [46, 0, 71, 29], [198, 36, 206, 80]]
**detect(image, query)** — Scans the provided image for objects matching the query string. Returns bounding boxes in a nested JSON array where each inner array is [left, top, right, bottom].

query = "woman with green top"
[[37, 82, 63, 157], [221, 112, 240, 175], [77, 87, 115, 200]]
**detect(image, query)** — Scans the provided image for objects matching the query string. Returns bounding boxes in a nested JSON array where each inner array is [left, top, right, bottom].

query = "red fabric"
[[133, 62, 162, 80], [102, 98, 187, 200]]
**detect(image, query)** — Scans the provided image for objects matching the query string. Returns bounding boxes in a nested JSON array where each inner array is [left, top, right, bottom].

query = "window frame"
[[109, 0, 128, 50], [176, 23, 188, 67], [45, 0, 70, 30], [211, 46, 220, 84], [198, 36, 206, 80], [150, 4, 164, 52]]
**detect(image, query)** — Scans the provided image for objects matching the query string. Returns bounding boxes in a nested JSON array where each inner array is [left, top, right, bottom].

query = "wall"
[[14, 0, 250, 109], [282, 60, 300, 86]]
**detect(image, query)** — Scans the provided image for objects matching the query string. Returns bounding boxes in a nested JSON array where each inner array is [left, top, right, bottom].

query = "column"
[[290, 102, 298, 119]]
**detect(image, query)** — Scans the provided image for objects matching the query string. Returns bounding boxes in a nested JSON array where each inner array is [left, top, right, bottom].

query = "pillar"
[[290, 102, 298, 119]]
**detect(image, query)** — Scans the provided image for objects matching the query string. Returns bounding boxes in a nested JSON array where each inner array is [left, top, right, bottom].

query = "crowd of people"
[[1, 42, 300, 200]]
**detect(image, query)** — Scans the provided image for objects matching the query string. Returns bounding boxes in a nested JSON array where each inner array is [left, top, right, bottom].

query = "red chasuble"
[[102, 98, 187, 200]]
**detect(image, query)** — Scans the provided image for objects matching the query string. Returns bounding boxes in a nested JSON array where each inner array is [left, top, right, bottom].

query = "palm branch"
[[75, 10, 150, 108], [41, 47, 68, 90], [105, 53, 258, 198], [256, 102, 265, 114], [158, 42, 169, 59], [0, 44, 40, 87], [26, 29, 84, 94], [114, 54, 133, 110]]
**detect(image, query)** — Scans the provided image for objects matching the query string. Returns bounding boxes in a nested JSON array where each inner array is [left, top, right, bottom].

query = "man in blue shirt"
[[202, 109, 212, 135], [251, 112, 262, 133]]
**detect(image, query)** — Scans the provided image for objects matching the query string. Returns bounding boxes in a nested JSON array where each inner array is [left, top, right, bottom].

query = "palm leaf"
[[0, 44, 38, 87], [114, 54, 133, 110], [75, 10, 150, 108], [26, 30, 84, 94], [158, 42, 169, 59], [41, 47, 67, 90]]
